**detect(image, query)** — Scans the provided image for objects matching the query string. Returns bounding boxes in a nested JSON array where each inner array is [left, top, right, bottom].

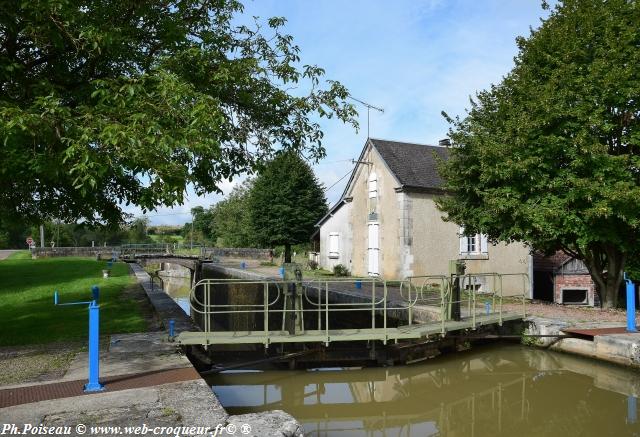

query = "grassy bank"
[[0, 257, 147, 346]]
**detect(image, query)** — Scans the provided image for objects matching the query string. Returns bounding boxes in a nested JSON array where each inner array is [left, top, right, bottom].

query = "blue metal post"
[[485, 301, 491, 315], [355, 280, 362, 289], [169, 319, 175, 338], [84, 301, 104, 392], [279, 267, 285, 278], [628, 395, 637, 425], [91, 285, 99, 302], [625, 273, 637, 332], [240, 261, 246, 269], [54, 290, 59, 305]]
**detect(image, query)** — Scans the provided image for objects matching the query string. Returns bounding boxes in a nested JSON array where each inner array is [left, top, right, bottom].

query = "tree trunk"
[[284, 243, 292, 263], [581, 244, 626, 309]]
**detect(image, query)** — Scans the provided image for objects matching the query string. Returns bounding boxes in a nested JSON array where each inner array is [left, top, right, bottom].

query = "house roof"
[[369, 138, 449, 191]]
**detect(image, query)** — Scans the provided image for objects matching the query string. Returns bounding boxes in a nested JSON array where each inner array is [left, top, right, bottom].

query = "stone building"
[[316, 138, 533, 297]]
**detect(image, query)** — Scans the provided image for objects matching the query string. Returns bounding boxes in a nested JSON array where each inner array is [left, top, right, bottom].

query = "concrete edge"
[[128, 262, 306, 436], [524, 316, 640, 369]]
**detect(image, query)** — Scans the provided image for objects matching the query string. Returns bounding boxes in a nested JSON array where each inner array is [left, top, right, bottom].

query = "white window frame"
[[459, 227, 488, 256], [328, 232, 340, 259]]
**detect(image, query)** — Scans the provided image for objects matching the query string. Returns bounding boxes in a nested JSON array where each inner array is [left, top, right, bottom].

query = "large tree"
[[248, 152, 327, 263], [211, 179, 255, 248], [0, 0, 357, 227], [438, 0, 640, 308]]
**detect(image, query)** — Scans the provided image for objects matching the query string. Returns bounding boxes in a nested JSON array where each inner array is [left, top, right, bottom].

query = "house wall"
[[348, 145, 402, 278], [318, 201, 353, 272], [405, 192, 532, 296], [341, 142, 532, 297]]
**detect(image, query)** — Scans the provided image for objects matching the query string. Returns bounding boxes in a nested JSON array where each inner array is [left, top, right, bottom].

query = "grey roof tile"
[[369, 138, 449, 191]]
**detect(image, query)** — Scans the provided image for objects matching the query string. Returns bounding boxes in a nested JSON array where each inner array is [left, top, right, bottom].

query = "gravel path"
[[0, 250, 16, 260], [503, 300, 639, 324]]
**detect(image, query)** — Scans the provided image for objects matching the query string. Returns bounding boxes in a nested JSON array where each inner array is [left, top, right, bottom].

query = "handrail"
[[186, 272, 529, 347]]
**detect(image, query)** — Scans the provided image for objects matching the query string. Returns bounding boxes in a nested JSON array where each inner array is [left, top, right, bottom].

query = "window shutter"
[[459, 227, 466, 254], [480, 234, 488, 254], [368, 172, 378, 198], [329, 233, 339, 258]]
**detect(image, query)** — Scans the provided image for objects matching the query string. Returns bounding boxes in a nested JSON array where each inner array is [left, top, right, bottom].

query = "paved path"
[[0, 250, 16, 260]]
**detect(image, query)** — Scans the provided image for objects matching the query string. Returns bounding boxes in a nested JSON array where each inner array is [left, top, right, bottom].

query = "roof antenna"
[[348, 96, 384, 139]]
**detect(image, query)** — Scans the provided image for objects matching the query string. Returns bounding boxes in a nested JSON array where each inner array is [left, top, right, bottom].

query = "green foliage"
[[211, 179, 256, 247], [0, 0, 357, 227], [0, 257, 146, 345], [248, 152, 327, 261], [332, 264, 350, 277], [438, 0, 640, 308]]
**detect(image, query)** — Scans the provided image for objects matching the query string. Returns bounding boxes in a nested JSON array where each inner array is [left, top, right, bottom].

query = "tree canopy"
[[248, 152, 327, 262], [0, 0, 357, 227], [438, 0, 640, 307]]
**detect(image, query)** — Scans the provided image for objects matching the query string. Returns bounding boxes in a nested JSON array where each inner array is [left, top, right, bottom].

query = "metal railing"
[[185, 273, 529, 347]]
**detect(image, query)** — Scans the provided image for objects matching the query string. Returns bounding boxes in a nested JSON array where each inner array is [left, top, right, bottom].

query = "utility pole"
[[39, 225, 45, 248], [348, 96, 384, 138]]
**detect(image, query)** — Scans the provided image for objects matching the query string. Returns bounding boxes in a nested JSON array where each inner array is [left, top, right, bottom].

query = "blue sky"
[[136, 1, 550, 225]]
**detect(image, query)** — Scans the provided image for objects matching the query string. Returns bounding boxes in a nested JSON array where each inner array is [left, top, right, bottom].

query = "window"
[[328, 233, 340, 259], [459, 227, 488, 255]]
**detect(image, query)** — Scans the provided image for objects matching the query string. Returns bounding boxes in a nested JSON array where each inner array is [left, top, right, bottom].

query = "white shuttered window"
[[328, 233, 340, 259]]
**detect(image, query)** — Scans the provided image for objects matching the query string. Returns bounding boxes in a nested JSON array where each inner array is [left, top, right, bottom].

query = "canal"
[[158, 266, 640, 436]]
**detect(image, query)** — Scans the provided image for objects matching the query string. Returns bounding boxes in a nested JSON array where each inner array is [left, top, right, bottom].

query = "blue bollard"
[[91, 285, 100, 302], [84, 301, 104, 392], [485, 301, 491, 315], [355, 280, 362, 289], [169, 319, 175, 338], [628, 395, 637, 425], [54, 290, 59, 305], [107, 261, 113, 269], [279, 267, 285, 278], [240, 261, 246, 269], [625, 274, 637, 332]]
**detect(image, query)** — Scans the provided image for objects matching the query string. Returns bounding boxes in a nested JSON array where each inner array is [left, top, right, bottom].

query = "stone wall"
[[202, 247, 273, 260], [32, 246, 119, 258]]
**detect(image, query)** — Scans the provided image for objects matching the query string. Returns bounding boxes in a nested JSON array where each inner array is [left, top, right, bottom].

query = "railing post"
[[522, 274, 527, 319], [371, 280, 375, 330], [325, 281, 329, 346], [472, 276, 476, 329], [383, 282, 387, 345], [263, 282, 269, 347], [408, 281, 413, 326], [84, 301, 104, 392], [499, 275, 504, 326]]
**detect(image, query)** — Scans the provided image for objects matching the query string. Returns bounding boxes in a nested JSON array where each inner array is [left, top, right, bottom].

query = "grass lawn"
[[0, 257, 147, 346]]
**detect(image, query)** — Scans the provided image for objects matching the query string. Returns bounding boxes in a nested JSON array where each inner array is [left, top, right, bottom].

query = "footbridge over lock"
[[177, 272, 529, 348]]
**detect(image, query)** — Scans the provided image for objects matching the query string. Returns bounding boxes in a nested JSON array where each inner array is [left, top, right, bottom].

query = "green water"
[[208, 344, 640, 436]]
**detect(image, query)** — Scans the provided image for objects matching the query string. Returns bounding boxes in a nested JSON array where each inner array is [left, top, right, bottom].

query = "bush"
[[333, 264, 350, 277]]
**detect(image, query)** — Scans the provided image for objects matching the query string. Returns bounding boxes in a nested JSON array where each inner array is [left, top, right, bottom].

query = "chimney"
[[438, 138, 451, 147]]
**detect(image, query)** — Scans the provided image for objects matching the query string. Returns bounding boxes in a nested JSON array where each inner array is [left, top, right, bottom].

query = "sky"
[[132, 0, 551, 226]]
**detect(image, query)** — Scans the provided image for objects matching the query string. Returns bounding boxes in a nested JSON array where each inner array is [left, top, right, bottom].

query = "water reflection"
[[209, 345, 640, 436], [158, 275, 191, 315]]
